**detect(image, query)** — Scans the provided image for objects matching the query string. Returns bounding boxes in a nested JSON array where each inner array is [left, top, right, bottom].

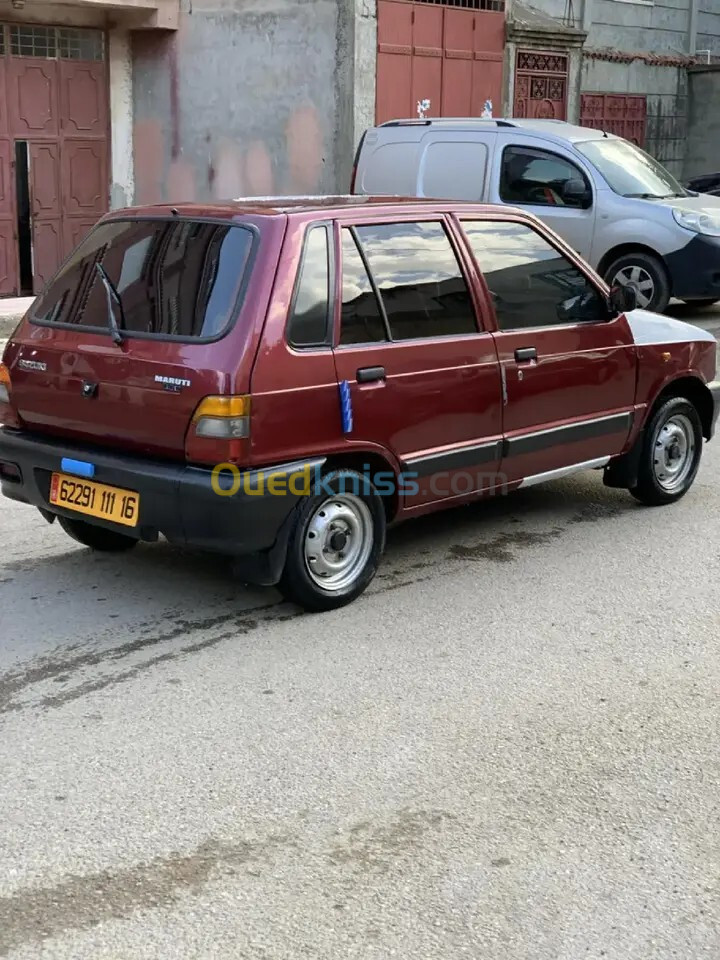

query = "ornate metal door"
[[513, 50, 568, 120], [580, 93, 647, 146]]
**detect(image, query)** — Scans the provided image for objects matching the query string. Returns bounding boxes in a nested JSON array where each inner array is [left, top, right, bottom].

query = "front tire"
[[630, 397, 703, 506], [58, 515, 138, 552], [604, 252, 670, 313], [278, 470, 386, 612]]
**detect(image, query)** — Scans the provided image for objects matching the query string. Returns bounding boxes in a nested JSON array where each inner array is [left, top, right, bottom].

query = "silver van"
[[351, 118, 720, 313]]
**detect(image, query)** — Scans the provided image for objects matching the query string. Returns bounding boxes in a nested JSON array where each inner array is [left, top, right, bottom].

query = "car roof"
[[103, 195, 521, 221], [377, 117, 616, 145]]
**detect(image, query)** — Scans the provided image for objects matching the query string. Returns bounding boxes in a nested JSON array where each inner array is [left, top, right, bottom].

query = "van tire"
[[604, 252, 670, 313], [278, 469, 386, 612], [58, 515, 138, 552], [629, 397, 703, 506]]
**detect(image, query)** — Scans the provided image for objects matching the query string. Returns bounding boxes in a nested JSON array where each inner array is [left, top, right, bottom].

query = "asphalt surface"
[[1, 304, 720, 959]]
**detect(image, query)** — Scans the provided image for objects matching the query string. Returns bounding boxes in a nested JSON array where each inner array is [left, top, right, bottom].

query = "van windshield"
[[575, 138, 690, 199], [32, 218, 255, 341]]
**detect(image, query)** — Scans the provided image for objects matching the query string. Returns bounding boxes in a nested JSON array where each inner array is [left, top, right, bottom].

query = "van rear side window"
[[32, 218, 255, 341]]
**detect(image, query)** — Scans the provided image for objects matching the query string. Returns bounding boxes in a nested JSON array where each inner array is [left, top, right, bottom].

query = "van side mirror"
[[609, 283, 638, 316], [562, 178, 592, 208]]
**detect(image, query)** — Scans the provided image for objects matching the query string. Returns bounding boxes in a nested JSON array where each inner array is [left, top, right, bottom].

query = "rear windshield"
[[32, 218, 255, 341]]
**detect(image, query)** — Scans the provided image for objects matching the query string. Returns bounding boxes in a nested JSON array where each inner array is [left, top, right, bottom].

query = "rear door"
[[331, 214, 503, 510], [456, 215, 636, 484], [6, 216, 259, 458], [488, 138, 596, 260]]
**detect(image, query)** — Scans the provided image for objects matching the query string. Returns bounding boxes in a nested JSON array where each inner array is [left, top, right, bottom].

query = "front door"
[[332, 216, 503, 510], [458, 216, 637, 483], [489, 139, 597, 261]]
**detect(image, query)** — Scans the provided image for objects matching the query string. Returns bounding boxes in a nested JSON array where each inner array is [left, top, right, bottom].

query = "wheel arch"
[[597, 243, 670, 285], [649, 375, 715, 440], [323, 449, 402, 522]]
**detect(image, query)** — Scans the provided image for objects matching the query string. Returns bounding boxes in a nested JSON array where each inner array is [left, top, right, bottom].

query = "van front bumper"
[[665, 235, 720, 301], [0, 427, 325, 585]]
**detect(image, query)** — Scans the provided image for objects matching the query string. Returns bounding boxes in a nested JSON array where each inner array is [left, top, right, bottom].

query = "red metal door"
[[580, 93, 647, 146], [28, 140, 62, 293], [8, 58, 59, 137], [513, 51, 568, 120], [376, 0, 506, 124]]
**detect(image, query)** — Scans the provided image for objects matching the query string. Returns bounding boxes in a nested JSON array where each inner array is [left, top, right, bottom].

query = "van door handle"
[[356, 366, 385, 383], [514, 347, 537, 363]]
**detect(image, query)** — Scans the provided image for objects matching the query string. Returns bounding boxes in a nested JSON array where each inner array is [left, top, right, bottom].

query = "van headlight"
[[672, 207, 720, 237]]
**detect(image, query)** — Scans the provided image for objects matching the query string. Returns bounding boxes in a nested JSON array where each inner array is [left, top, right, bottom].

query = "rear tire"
[[604, 251, 670, 313], [278, 469, 386, 612], [58, 515, 138, 552], [630, 397, 703, 506]]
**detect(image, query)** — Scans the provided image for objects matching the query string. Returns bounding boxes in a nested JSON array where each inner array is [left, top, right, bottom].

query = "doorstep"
[[0, 297, 33, 339]]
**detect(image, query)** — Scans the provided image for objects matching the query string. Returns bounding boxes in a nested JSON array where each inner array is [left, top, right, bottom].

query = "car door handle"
[[514, 347, 537, 363], [356, 366, 386, 383]]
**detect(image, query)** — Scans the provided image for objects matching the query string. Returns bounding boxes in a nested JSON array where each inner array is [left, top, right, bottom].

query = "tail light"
[[0, 363, 10, 406], [0, 363, 18, 428], [185, 394, 251, 466]]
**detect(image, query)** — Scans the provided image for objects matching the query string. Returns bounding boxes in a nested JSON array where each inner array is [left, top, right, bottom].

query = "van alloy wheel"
[[304, 494, 375, 592], [612, 265, 654, 309]]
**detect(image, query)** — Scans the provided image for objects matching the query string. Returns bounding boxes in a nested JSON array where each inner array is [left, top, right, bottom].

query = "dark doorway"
[[14, 140, 33, 295]]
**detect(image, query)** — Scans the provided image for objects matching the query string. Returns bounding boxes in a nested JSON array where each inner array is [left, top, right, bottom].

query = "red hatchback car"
[[0, 197, 718, 610]]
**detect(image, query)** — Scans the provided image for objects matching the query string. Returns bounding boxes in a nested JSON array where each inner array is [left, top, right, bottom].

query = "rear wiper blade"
[[94, 262, 125, 345]]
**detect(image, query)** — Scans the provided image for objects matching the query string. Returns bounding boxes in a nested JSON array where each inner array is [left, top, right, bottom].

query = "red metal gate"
[[513, 50, 568, 120], [580, 93, 647, 146], [0, 23, 109, 295], [376, 0, 506, 124]]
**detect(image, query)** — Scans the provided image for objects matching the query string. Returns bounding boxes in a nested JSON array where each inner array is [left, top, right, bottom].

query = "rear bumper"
[[0, 428, 325, 584]]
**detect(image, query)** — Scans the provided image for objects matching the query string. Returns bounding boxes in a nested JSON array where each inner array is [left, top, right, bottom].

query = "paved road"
[[1, 306, 720, 959]]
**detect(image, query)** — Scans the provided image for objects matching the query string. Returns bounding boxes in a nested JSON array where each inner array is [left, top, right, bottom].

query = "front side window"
[[352, 221, 477, 341], [288, 226, 331, 347], [462, 220, 607, 330], [500, 146, 591, 208], [575, 137, 688, 199], [33, 219, 254, 340]]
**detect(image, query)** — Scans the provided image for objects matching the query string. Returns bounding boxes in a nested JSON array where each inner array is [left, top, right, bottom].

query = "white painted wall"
[[108, 29, 134, 208]]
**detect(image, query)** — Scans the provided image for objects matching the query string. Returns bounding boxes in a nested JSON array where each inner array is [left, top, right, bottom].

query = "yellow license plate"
[[49, 473, 140, 527]]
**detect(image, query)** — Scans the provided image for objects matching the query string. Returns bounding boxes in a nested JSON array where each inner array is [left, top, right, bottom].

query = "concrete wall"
[[697, 1, 720, 58], [131, 0, 375, 204], [581, 56, 688, 175], [684, 67, 720, 178], [588, 0, 690, 53]]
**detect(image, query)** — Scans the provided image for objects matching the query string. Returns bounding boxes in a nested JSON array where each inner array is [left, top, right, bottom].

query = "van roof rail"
[[379, 118, 517, 128]]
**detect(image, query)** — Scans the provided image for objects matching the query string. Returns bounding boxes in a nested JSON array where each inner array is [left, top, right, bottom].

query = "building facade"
[[1, 0, 717, 299]]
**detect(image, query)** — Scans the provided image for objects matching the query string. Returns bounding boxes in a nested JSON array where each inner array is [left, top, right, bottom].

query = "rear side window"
[[288, 225, 331, 347], [32, 219, 255, 340], [353, 222, 477, 341], [421, 141, 489, 201]]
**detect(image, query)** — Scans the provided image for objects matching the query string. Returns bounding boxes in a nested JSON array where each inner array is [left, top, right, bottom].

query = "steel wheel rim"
[[613, 265, 655, 309], [653, 413, 695, 492], [304, 494, 374, 592]]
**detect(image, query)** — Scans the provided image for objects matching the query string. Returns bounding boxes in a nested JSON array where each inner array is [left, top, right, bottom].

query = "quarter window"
[[500, 146, 591, 208], [463, 220, 607, 330], [353, 221, 477, 341], [288, 226, 331, 347]]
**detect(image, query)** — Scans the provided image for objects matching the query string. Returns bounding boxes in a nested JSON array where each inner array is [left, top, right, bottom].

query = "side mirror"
[[609, 283, 638, 316], [562, 178, 592, 208]]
